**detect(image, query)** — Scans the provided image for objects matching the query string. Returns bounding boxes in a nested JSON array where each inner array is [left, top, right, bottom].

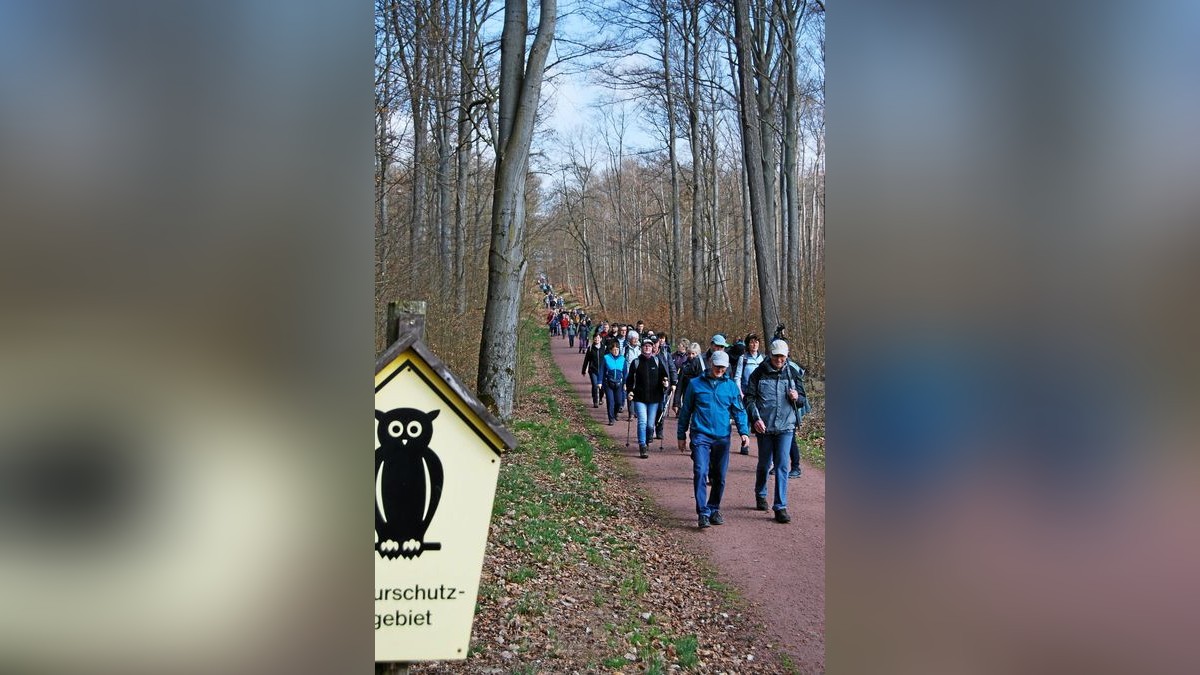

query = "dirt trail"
[[549, 334, 825, 672]]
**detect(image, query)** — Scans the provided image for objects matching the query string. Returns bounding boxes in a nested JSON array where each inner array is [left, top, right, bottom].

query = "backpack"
[[784, 362, 809, 415], [680, 357, 702, 381], [749, 360, 808, 413]]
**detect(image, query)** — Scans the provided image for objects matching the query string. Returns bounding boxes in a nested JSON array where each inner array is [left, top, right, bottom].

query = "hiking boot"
[[774, 508, 791, 524], [755, 496, 768, 511], [639, 445, 649, 459], [788, 469, 801, 478], [739, 442, 750, 455], [593, 402, 598, 408], [709, 510, 724, 525], [697, 515, 710, 529]]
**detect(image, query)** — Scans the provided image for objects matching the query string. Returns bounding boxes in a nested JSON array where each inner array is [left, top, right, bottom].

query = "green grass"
[[507, 566, 536, 583], [673, 635, 699, 668], [513, 593, 546, 617], [619, 569, 651, 598], [800, 437, 826, 469]]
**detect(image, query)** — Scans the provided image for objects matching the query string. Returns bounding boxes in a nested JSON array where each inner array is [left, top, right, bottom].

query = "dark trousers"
[[588, 372, 602, 406], [603, 381, 624, 422]]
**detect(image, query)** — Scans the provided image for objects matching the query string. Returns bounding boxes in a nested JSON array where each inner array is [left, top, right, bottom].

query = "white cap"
[[769, 340, 789, 356], [710, 351, 730, 368]]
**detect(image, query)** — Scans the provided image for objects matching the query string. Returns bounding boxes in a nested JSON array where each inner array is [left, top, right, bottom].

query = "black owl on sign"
[[374, 407, 444, 559]]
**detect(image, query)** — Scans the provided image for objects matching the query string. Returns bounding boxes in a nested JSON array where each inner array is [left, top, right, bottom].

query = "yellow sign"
[[374, 335, 515, 663]]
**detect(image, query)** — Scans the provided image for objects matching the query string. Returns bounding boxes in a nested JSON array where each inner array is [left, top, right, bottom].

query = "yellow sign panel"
[[374, 343, 508, 662]]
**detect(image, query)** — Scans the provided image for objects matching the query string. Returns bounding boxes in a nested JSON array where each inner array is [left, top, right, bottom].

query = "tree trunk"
[[375, 29, 394, 350], [453, 0, 483, 314], [390, 1, 428, 289], [476, 0, 555, 419], [733, 0, 781, 340], [781, 0, 805, 329], [741, 158, 753, 311]]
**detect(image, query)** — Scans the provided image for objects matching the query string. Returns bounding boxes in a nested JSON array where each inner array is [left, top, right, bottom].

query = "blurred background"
[[0, 2, 373, 673], [831, 0, 1200, 672]]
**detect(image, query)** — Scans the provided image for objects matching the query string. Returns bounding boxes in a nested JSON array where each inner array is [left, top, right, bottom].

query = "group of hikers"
[[564, 305, 811, 529], [539, 276, 565, 313], [546, 305, 587, 347]]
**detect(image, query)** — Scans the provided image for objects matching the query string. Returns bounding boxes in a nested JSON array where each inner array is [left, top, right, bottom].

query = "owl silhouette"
[[374, 407, 444, 559]]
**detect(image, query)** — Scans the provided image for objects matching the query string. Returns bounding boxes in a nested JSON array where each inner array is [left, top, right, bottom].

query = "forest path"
[[549, 332, 825, 672]]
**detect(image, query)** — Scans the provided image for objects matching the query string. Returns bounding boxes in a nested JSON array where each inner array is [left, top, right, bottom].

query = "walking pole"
[[625, 402, 633, 448], [655, 389, 668, 452]]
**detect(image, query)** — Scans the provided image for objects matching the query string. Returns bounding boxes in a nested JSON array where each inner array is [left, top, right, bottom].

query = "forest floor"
[[410, 308, 824, 674]]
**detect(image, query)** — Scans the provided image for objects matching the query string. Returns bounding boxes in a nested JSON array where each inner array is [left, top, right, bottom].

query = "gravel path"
[[550, 335, 826, 672]]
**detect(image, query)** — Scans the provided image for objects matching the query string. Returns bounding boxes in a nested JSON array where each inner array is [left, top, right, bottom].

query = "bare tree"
[[388, 0, 432, 287], [476, 0, 556, 418], [732, 0, 782, 339], [376, 0, 398, 340]]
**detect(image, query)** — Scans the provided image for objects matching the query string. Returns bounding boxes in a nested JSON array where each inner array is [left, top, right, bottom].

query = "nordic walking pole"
[[625, 399, 633, 448], [656, 380, 670, 452]]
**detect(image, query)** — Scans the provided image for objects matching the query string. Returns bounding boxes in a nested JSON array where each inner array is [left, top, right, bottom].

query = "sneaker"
[[769, 468, 776, 476], [639, 445, 649, 459], [709, 511, 724, 525], [698, 515, 710, 529], [788, 469, 801, 478], [739, 443, 750, 455], [608, 419, 615, 426], [774, 508, 791, 524], [755, 496, 768, 511]]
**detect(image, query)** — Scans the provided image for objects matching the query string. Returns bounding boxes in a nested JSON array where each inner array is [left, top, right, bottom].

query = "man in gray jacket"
[[743, 339, 803, 523]]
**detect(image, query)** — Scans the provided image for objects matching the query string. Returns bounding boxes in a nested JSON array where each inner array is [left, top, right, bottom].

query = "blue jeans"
[[690, 432, 731, 517], [603, 381, 624, 422], [755, 431, 795, 511], [589, 371, 603, 406], [633, 400, 660, 446]]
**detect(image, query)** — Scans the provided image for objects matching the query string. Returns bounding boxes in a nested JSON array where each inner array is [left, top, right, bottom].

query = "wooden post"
[[386, 301, 400, 346], [394, 300, 427, 341], [386, 300, 427, 345]]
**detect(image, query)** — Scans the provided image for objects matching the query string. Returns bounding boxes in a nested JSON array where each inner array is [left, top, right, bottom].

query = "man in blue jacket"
[[677, 350, 750, 529]]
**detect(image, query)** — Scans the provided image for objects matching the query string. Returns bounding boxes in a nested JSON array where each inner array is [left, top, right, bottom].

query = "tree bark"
[[476, 0, 556, 419], [733, 0, 781, 340]]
